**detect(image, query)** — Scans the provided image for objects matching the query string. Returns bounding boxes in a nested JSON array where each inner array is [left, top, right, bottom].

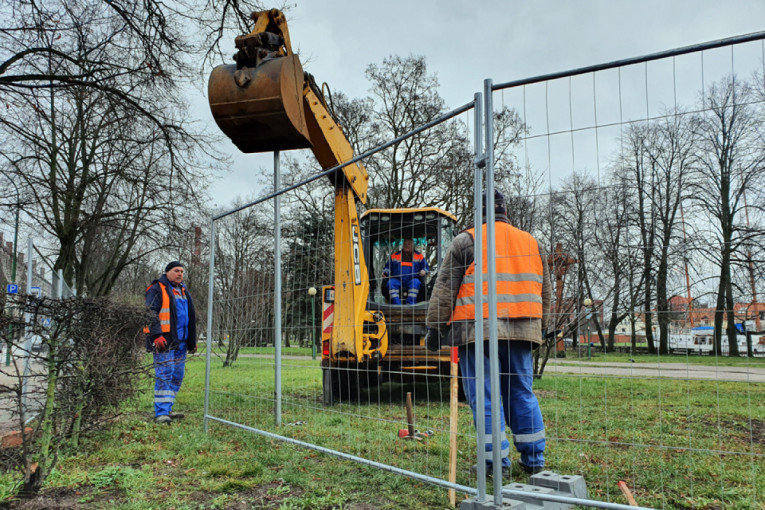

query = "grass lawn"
[[2, 352, 763, 509]]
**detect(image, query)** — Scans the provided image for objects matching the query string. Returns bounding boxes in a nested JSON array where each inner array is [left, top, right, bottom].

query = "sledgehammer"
[[397, 392, 417, 439], [398, 392, 433, 440]]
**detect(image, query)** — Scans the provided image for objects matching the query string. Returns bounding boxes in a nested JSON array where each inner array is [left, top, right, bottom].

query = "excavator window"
[[361, 208, 457, 306]]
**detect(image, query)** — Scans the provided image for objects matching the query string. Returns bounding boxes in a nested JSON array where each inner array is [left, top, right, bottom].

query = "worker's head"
[[402, 238, 414, 255], [165, 261, 185, 285], [481, 189, 507, 218]]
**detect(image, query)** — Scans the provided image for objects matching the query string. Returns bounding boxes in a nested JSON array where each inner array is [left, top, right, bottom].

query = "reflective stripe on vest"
[[391, 251, 423, 268], [450, 222, 543, 322]]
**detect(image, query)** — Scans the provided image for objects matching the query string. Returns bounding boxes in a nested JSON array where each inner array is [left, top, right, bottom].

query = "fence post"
[[471, 91, 488, 503], [483, 79, 504, 505], [21, 238, 34, 416], [204, 218, 216, 433], [274, 151, 282, 427]]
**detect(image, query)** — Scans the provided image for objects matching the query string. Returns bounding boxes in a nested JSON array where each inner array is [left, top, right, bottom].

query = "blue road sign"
[[6, 284, 18, 294], [30, 286, 41, 298], [42, 318, 52, 327]]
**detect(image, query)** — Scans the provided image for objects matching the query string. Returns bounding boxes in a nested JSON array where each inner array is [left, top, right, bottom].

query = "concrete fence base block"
[[460, 471, 590, 510], [529, 471, 588, 499], [460, 497, 526, 510]]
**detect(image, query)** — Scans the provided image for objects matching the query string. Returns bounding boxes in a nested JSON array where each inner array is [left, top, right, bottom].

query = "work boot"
[[169, 412, 185, 420], [519, 462, 544, 474], [154, 415, 172, 424]]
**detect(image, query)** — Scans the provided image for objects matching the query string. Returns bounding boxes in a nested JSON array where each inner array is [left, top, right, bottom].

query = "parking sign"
[[6, 284, 18, 294]]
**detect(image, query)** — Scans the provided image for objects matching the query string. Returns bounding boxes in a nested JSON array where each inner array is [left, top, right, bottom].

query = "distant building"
[[0, 232, 53, 297]]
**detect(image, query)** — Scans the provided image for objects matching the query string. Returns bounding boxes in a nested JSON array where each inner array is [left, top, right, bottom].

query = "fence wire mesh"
[[205, 35, 765, 509]]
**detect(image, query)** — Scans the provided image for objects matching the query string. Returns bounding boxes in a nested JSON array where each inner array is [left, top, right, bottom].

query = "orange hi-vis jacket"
[[143, 281, 183, 335], [450, 222, 544, 323]]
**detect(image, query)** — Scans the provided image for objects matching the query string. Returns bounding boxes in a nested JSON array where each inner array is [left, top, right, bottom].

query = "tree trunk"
[[656, 248, 670, 355]]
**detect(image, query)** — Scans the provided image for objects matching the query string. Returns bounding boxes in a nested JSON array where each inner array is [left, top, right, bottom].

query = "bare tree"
[[592, 168, 639, 351], [642, 112, 696, 353], [551, 172, 600, 345], [620, 122, 660, 353], [0, 0, 263, 295], [692, 77, 765, 355], [213, 201, 275, 366]]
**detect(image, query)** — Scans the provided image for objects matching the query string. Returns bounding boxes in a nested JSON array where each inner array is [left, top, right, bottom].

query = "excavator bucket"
[[208, 55, 312, 153]]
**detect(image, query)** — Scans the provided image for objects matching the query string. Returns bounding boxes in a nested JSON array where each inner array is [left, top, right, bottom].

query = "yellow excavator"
[[208, 9, 456, 404]]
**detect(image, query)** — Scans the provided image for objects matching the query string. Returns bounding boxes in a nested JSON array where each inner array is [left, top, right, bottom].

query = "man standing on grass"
[[145, 261, 197, 424], [425, 189, 551, 477]]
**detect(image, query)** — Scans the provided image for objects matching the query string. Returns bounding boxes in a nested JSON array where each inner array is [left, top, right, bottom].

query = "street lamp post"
[[584, 298, 593, 360], [308, 287, 317, 360], [3, 173, 20, 366]]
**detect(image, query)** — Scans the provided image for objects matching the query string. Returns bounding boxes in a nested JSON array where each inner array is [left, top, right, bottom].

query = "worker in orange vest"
[[426, 189, 551, 476], [145, 261, 197, 424]]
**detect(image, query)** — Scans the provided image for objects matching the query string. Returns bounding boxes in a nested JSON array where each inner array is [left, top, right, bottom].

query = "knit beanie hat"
[[165, 261, 184, 272]]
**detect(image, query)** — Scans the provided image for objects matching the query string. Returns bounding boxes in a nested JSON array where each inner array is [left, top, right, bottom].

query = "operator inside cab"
[[382, 238, 429, 305]]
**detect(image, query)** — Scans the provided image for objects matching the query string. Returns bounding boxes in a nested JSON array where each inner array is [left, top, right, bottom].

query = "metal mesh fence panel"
[[205, 33, 765, 509], [483, 36, 765, 509], [204, 103, 483, 496]]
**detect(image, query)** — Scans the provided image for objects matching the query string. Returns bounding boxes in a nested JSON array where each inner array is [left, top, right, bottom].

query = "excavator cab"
[[361, 208, 457, 345]]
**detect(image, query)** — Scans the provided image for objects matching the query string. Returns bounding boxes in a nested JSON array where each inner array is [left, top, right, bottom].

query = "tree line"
[[212, 56, 764, 363], [2, 5, 762, 362]]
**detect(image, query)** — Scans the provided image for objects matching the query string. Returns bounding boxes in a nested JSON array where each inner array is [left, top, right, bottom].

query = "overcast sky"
[[201, 0, 765, 207]]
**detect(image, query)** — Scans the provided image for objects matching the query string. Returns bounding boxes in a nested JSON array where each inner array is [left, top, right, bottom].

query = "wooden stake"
[[448, 347, 459, 507], [618, 481, 638, 506], [405, 392, 415, 436]]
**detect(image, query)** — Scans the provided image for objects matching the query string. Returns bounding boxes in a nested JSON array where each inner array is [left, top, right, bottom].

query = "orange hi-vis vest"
[[143, 282, 182, 334], [450, 222, 544, 323], [390, 250, 425, 268]]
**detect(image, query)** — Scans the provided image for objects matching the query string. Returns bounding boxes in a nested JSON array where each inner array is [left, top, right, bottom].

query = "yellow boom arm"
[[207, 9, 387, 363]]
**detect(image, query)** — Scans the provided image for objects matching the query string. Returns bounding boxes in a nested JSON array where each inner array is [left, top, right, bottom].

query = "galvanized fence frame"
[[203, 31, 765, 510], [204, 99, 481, 497]]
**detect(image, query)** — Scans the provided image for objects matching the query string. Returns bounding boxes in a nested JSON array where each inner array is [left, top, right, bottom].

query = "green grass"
[[197, 344, 314, 357], [3, 353, 764, 509]]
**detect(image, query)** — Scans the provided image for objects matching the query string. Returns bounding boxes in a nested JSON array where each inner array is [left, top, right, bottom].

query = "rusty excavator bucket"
[[208, 9, 312, 153]]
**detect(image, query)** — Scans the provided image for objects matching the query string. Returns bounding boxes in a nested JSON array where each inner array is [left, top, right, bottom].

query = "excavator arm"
[[208, 9, 387, 363]]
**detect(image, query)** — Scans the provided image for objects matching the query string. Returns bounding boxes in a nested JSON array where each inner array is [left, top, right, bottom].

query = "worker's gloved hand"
[[188, 343, 197, 354], [418, 270, 426, 277], [153, 336, 168, 353], [426, 328, 443, 352]]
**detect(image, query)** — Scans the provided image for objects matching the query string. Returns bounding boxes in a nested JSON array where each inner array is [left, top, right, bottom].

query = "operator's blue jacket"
[[145, 274, 197, 353], [383, 250, 429, 282]]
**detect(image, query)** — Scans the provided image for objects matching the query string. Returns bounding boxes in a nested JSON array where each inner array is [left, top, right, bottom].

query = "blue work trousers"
[[388, 277, 422, 305], [459, 340, 545, 469], [153, 342, 187, 417]]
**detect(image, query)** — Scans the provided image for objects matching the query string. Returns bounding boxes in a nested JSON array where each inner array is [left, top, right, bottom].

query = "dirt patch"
[[1, 487, 96, 509], [697, 416, 765, 446], [2, 481, 305, 510], [750, 418, 765, 446], [209, 480, 303, 509], [1, 481, 387, 509]]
